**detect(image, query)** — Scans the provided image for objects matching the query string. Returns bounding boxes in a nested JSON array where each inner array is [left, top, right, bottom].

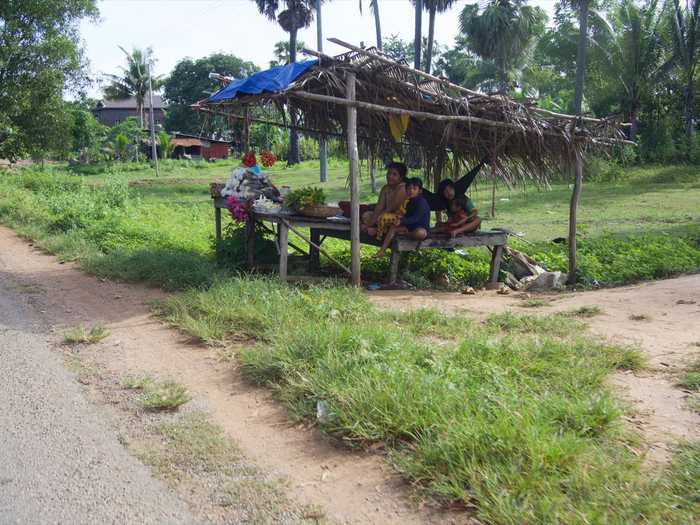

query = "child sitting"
[[433, 196, 481, 238], [376, 177, 430, 257]]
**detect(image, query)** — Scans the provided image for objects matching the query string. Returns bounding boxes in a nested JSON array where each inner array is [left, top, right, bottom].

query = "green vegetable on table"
[[283, 186, 326, 210]]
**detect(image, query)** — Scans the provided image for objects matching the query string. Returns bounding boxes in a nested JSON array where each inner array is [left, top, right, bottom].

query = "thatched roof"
[[194, 39, 629, 186]]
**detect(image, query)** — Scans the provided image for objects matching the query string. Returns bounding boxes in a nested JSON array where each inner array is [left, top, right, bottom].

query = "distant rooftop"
[[96, 95, 165, 109]]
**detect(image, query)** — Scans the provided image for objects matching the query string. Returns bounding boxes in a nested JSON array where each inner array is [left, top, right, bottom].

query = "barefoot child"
[[376, 178, 429, 257]]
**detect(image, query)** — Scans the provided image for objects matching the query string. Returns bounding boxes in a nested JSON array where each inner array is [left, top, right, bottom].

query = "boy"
[[376, 177, 429, 258]]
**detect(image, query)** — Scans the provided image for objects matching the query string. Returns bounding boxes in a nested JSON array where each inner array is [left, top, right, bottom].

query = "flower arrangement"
[[241, 151, 256, 167], [260, 150, 277, 168], [225, 196, 248, 222]]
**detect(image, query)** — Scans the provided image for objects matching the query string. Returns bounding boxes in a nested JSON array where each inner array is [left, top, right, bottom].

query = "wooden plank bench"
[[213, 196, 507, 288]]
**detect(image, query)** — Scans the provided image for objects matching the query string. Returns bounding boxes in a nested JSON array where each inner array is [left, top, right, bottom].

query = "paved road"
[[0, 276, 198, 525]]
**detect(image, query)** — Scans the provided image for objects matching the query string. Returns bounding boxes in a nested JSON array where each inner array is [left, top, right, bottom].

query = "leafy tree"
[[114, 133, 129, 161], [269, 40, 306, 67], [163, 53, 258, 134], [414, 0, 423, 69], [253, 0, 318, 164], [383, 34, 446, 74], [458, 0, 547, 92], [668, 0, 700, 151], [69, 105, 106, 162], [107, 117, 143, 161], [0, 0, 98, 161], [103, 47, 163, 128], [424, 0, 456, 74]]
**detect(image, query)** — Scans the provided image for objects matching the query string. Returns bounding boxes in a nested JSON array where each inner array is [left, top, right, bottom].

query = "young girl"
[[434, 197, 482, 238]]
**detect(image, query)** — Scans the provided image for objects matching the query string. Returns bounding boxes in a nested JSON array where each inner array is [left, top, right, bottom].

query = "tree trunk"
[[373, 0, 382, 50], [425, 6, 436, 74], [568, 0, 589, 286], [684, 73, 694, 158], [414, 0, 422, 71], [288, 26, 300, 165], [369, 151, 377, 194]]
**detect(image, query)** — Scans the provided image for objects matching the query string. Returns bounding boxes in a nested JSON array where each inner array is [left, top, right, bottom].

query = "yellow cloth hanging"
[[389, 113, 409, 142]]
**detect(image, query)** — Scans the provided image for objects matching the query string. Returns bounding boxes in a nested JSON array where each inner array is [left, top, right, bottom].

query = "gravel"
[[0, 278, 200, 525]]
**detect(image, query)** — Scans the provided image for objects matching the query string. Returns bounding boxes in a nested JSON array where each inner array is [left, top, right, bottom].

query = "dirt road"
[[0, 271, 196, 524]]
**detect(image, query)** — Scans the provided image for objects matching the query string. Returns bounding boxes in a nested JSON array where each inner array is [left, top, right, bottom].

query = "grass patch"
[[62, 324, 110, 345], [139, 379, 191, 411], [565, 305, 603, 318], [518, 298, 552, 308], [677, 359, 700, 391], [158, 277, 699, 523]]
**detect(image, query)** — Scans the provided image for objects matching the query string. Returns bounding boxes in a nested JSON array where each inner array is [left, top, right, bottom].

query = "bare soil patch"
[[368, 278, 700, 462], [0, 226, 468, 525]]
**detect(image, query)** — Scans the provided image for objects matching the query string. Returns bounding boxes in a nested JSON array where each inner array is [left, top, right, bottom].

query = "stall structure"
[[196, 39, 629, 286]]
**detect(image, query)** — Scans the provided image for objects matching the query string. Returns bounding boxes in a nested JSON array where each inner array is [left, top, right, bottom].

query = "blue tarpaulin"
[[206, 59, 318, 103]]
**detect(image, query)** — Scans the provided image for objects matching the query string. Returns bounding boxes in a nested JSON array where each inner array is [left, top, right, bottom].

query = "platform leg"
[[487, 244, 504, 289], [215, 206, 222, 242], [309, 228, 320, 272], [389, 245, 401, 284], [278, 220, 289, 281], [245, 214, 255, 268]]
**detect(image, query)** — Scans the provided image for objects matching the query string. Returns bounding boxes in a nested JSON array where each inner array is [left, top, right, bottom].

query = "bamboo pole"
[[346, 71, 361, 286]]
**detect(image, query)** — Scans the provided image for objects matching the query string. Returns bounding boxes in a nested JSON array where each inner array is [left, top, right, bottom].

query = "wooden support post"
[[278, 220, 289, 281], [486, 244, 504, 289], [346, 71, 361, 286], [309, 228, 321, 271], [389, 245, 401, 284], [245, 213, 256, 268], [567, 156, 584, 285], [243, 108, 250, 152], [215, 207, 222, 242]]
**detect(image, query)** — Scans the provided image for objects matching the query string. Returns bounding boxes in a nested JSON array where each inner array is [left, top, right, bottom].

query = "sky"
[[80, 0, 558, 98]]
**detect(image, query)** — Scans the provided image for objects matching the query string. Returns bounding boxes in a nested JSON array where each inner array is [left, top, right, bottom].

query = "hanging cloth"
[[389, 114, 409, 142]]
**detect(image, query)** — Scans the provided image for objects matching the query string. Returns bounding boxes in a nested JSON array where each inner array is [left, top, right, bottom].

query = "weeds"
[[566, 305, 603, 317], [518, 298, 551, 308], [138, 379, 191, 411], [62, 324, 110, 344], [629, 313, 652, 321], [677, 360, 700, 391]]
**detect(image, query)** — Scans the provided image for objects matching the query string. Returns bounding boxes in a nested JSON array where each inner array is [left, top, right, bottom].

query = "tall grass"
[[159, 277, 699, 524]]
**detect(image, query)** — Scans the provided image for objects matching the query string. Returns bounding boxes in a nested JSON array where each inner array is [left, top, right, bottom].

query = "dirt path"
[[369, 278, 700, 462], [0, 226, 467, 525]]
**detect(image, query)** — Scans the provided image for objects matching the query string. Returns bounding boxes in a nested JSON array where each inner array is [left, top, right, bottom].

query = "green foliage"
[[403, 249, 491, 288], [62, 324, 110, 344], [0, 0, 98, 161], [283, 186, 326, 209], [521, 231, 700, 286], [69, 106, 107, 162], [158, 131, 172, 160], [163, 53, 258, 134], [583, 157, 626, 183]]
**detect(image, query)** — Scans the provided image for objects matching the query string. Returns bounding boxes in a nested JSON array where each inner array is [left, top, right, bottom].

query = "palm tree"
[[414, 0, 423, 70], [254, 0, 316, 164], [668, 0, 700, 151], [459, 0, 547, 92], [359, 0, 383, 50], [424, 0, 455, 74], [603, 0, 666, 141], [103, 47, 161, 128]]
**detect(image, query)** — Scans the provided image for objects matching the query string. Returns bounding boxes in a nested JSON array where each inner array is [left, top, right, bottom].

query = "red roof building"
[[170, 133, 231, 160]]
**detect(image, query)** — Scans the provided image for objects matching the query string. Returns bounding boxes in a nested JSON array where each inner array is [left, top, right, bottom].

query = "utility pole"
[[148, 62, 160, 177], [316, 0, 327, 183]]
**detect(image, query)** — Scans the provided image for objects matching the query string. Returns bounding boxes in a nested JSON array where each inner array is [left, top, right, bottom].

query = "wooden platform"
[[213, 197, 507, 287]]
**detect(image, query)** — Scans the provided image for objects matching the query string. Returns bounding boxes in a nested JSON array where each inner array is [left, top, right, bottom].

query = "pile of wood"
[[503, 247, 568, 291]]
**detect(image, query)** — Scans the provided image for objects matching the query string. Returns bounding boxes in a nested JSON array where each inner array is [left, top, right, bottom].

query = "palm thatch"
[[195, 39, 629, 187]]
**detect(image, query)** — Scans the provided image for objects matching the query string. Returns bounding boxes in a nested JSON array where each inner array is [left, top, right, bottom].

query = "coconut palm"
[[424, 0, 456, 73], [359, 0, 383, 50], [668, 0, 700, 149], [414, 0, 423, 70], [103, 47, 161, 128], [253, 0, 317, 164], [459, 0, 547, 92], [603, 0, 667, 140]]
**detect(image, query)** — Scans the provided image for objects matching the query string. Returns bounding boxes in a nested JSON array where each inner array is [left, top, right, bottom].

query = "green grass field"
[[1, 159, 699, 522]]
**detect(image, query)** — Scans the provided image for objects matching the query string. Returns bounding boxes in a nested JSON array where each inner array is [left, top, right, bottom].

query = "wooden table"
[[213, 196, 507, 287]]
